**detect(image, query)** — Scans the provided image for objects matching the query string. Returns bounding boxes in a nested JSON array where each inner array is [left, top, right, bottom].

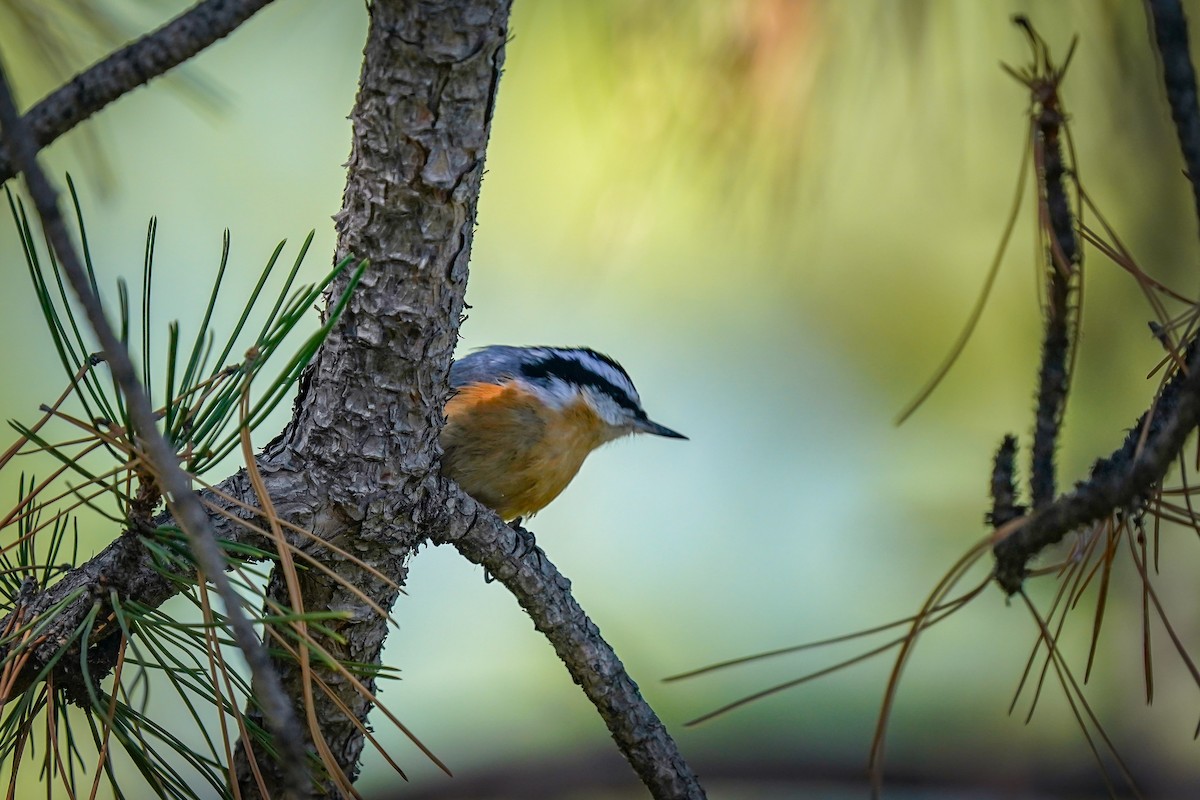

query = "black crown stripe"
[[519, 351, 644, 417]]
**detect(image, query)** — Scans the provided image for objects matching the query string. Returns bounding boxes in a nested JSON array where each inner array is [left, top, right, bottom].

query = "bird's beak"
[[636, 418, 688, 440]]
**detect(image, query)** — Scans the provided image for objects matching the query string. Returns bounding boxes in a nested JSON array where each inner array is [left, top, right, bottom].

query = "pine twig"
[[988, 434, 1023, 528], [0, 0, 276, 183], [1148, 0, 1200, 239], [1011, 17, 1080, 509]]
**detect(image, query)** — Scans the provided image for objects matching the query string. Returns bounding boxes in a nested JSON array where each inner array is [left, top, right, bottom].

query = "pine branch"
[[432, 492, 709, 800], [0, 0, 276, 183], [994, 338, 1200, 592], [0, 56, 308, 798], [993, 0, 1200, 594]]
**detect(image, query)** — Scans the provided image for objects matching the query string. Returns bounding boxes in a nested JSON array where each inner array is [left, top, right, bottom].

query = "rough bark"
[[231, 1, 511, 793]]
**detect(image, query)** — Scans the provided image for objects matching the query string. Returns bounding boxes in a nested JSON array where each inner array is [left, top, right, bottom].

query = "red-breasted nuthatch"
[[441, 346, 686, 520]]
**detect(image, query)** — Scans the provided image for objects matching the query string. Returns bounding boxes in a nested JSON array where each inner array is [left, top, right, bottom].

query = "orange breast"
[[441, 382, 609, 520]]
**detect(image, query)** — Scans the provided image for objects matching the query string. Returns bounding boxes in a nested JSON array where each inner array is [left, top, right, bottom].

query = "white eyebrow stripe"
[[552, 349, 641, 405]]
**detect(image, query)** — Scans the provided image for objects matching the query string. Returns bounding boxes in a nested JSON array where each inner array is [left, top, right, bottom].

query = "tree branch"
[[993, 0, 1200, 593], [1148, 0, 1200, 239], [994, 338, 1200, 592], [0, 0, 276, 183], [0, 51, 307, 797], [431, 490, 709, 800]]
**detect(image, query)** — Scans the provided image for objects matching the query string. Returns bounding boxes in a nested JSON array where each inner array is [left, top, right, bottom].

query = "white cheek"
[[525, 378, 575, 409], [577, 390, 614, 426]]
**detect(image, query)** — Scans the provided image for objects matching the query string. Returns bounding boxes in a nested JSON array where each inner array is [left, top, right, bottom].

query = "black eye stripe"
[[520, 352, 640, 413]]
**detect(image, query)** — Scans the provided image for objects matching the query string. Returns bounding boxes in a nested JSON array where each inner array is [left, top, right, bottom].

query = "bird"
[[440, 345, 686, 521]]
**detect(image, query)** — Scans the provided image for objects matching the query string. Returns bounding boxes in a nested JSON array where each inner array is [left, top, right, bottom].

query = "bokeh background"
[[2, 1, 1200, 797]]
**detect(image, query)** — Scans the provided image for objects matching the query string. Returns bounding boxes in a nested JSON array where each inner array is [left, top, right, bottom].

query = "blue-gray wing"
[[449, 345, 533, 388]]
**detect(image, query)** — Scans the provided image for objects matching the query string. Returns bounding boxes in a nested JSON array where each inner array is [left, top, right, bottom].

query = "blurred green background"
[[3, 0, 1200, 797]]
